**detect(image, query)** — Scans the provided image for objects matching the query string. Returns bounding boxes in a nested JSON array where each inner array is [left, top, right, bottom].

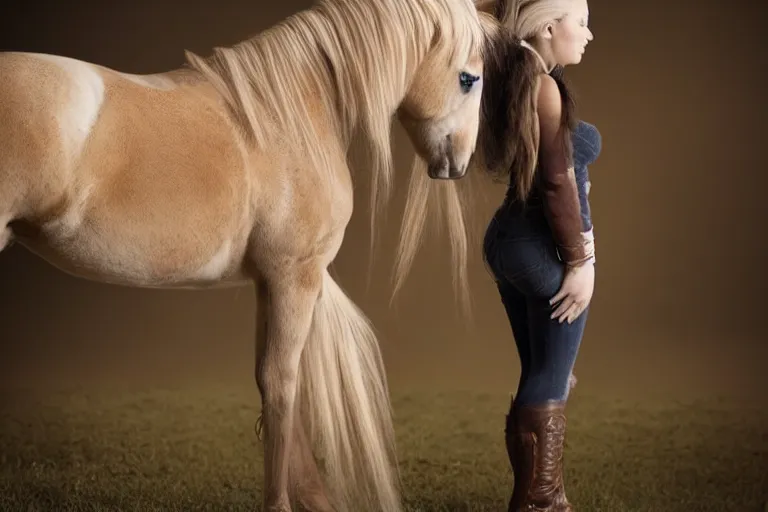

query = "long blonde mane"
[[185, 0, 486, 255], [391, 153, 494, 318]]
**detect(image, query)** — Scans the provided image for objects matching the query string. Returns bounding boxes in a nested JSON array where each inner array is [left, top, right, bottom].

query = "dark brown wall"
[[0, 0, 765, 400]]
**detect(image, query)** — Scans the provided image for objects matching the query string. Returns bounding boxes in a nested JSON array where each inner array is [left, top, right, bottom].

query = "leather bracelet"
[[561, 228, 595, 267]]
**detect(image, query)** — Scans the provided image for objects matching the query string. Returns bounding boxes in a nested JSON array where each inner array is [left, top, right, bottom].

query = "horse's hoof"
[[263, 499, 292, 512], [297, 495, 335, 512]]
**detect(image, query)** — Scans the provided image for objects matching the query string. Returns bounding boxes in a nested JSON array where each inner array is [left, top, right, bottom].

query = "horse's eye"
[[459, 71, 479, 93]]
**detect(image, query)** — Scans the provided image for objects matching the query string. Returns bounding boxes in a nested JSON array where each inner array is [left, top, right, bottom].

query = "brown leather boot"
[[504, 396, 573, 512]]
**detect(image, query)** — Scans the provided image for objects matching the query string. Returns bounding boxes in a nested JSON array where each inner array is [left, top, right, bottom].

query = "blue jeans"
[[483, 202, 588, 406]]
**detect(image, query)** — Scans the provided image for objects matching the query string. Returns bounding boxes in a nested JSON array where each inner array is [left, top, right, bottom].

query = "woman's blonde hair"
[[497, 0, 574, 40], [474, 0, 577, 202]]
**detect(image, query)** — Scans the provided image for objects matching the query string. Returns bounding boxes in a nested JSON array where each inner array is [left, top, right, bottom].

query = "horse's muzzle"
[[427, 154, 467, 180]]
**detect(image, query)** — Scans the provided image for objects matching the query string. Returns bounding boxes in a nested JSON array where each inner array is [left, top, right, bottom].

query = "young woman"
[[476, 0, 600, 509]]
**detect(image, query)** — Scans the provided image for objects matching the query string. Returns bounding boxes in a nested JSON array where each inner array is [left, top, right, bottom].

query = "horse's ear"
[[474, 0, 497, 15]]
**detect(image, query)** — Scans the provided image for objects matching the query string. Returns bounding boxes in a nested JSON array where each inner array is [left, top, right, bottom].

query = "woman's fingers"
[[552, 296, 575, 321], [566, 301, 585, 324]]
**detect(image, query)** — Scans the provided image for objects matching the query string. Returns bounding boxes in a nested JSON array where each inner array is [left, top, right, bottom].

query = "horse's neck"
[[298, 4, 420, 140], [183, 2, 424, 165]]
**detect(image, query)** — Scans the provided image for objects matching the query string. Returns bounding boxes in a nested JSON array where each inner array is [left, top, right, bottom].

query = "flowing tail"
[[295, 269, 401, 512]]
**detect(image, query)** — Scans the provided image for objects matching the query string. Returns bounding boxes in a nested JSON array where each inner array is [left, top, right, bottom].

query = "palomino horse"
[[0, 0, 492, 510]]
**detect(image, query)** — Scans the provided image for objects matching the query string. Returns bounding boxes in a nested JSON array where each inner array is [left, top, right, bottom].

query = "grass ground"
[[0, 385, 765, 511]]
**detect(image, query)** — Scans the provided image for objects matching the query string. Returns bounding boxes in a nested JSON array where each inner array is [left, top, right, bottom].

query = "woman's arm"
[[535, 74, 591, 266]]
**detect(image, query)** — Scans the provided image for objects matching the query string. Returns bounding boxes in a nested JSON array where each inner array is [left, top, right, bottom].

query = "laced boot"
[[504, 396, 573, 512]]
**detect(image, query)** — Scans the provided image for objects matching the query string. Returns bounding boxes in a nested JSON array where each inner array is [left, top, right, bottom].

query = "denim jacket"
[[571, 120, 602, 231]]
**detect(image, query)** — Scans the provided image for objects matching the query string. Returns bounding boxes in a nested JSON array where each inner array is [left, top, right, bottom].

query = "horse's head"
[[396, 4, 488, 180]]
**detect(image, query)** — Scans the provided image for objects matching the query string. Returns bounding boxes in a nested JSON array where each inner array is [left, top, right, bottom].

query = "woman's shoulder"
[[535, 74, 561, 116], [534, 74, 564, 142]]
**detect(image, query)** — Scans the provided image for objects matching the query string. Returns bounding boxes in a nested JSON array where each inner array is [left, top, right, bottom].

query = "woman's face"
[[550, 0, 594, 66]]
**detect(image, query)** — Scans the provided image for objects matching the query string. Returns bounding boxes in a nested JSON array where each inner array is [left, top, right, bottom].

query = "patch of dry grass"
[[0, 386, 765, 511]]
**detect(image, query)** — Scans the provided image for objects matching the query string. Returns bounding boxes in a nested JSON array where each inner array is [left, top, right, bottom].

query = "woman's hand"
[[549, 261, 595, 324]]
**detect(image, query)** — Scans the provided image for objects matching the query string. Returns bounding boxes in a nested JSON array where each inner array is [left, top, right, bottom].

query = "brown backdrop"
[[0, 0, 766, 401]]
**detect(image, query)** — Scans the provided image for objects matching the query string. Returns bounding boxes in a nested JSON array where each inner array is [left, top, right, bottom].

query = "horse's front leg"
[[255, 276, 333, 512], [255, 266, 322, 512]]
